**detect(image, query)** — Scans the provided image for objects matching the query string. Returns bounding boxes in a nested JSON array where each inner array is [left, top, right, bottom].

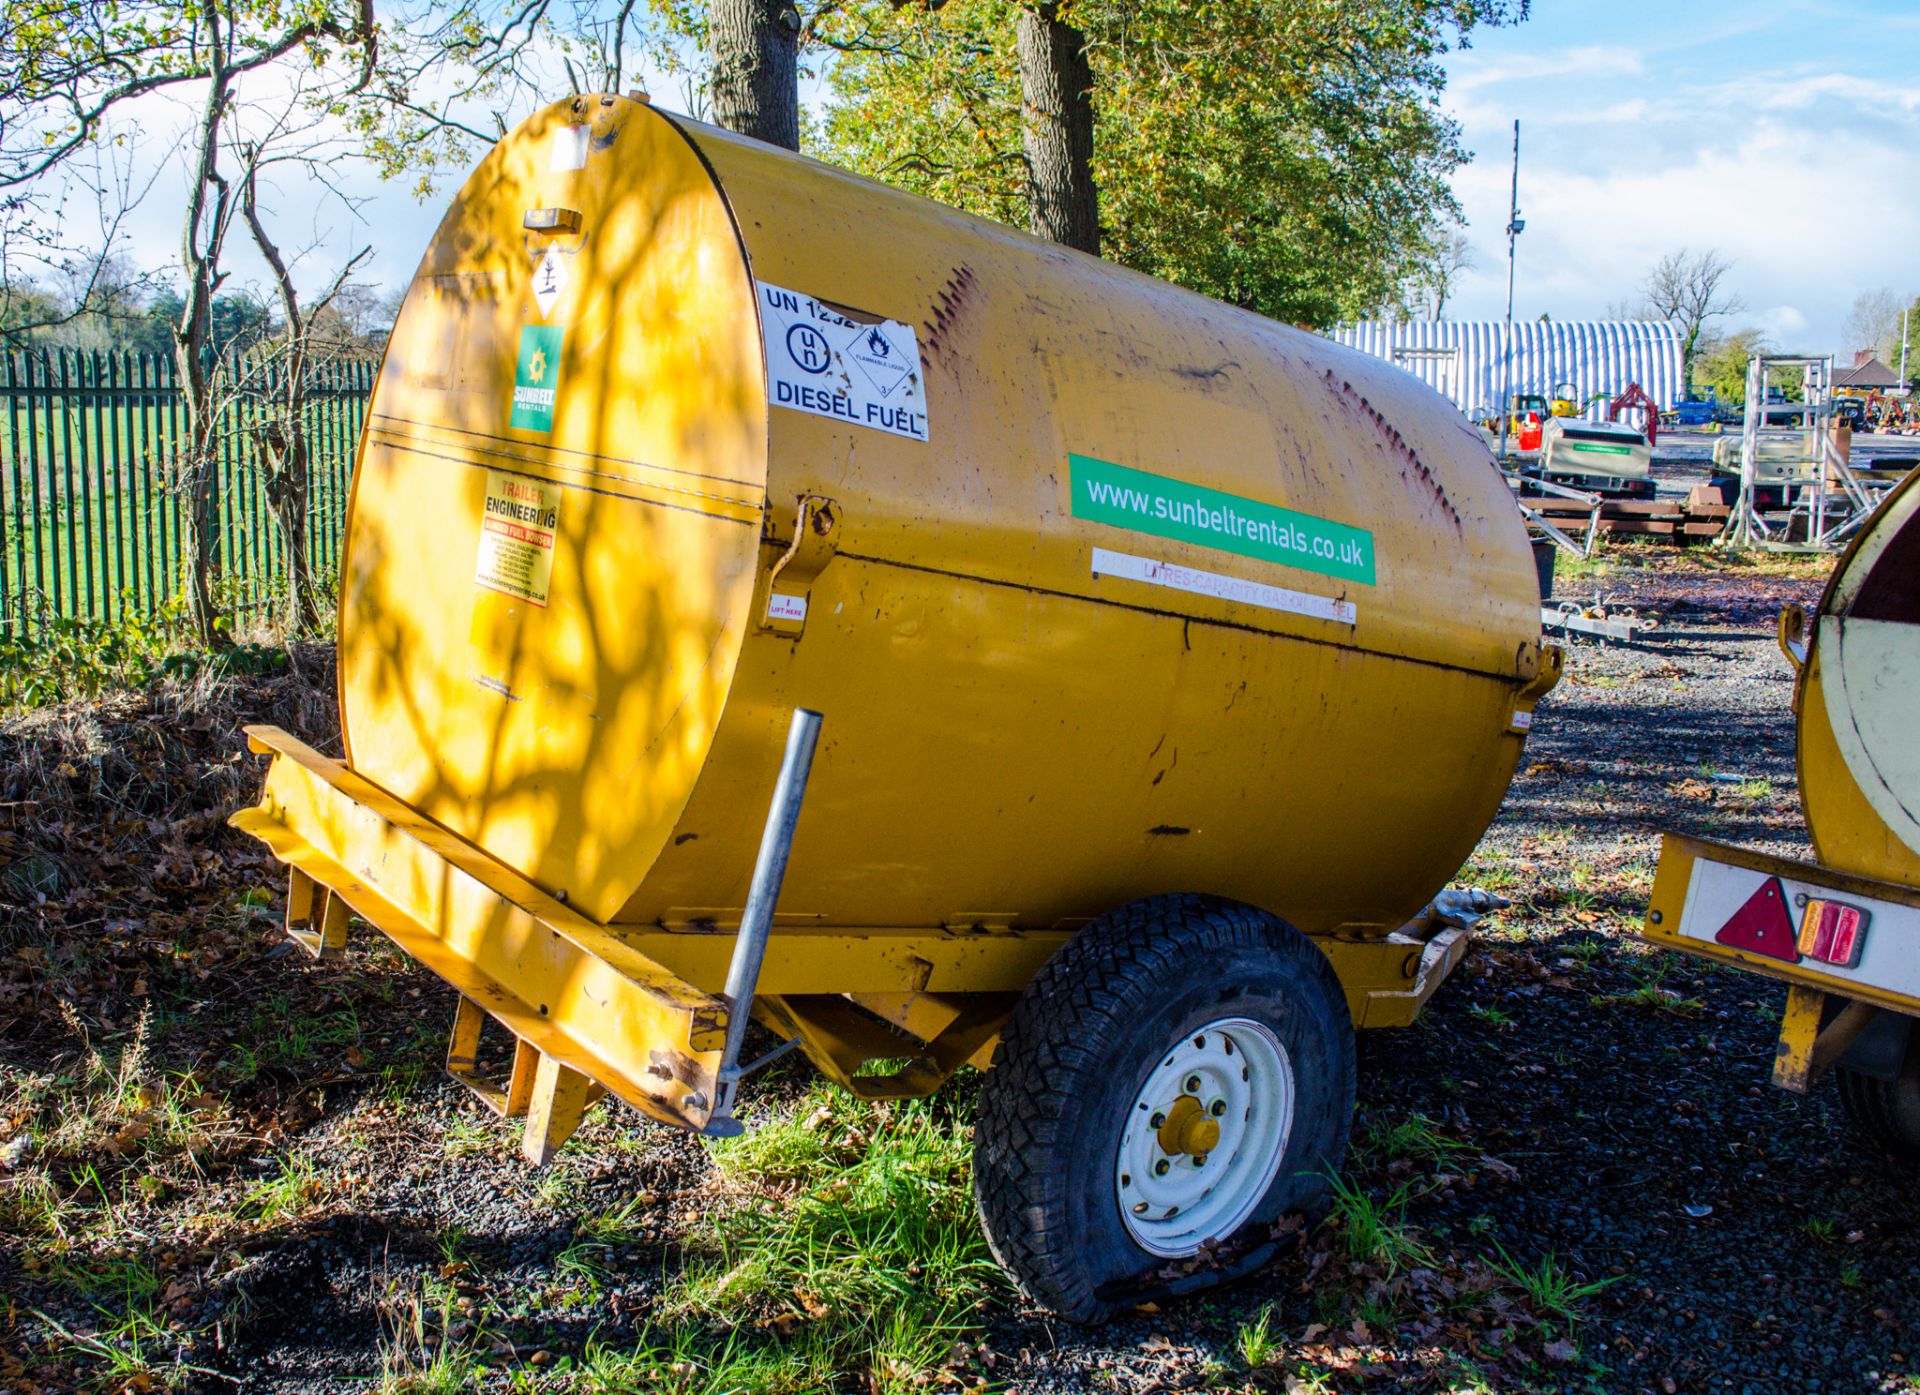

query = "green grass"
[[236, 1152, 324, 1224], [1358, 1110, 1473, 1167], [1326, 1174, 1431, 1276], [565, 1326, 829, 1395], [1235, 1304, 1280, 1368], [1486, 1241, 1623, 1327], [667, 1083, 1003, 1394], [376, 1274, 485, 1395], [2, 388, 361, 631]]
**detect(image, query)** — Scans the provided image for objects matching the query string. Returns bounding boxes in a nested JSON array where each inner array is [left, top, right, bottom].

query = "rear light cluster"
[[1713, 877, 1869, 969], [1799, 898, 1868, 968]]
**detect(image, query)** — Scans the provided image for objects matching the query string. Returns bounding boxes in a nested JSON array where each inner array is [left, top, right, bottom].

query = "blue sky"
[[1438, 1, 1920, 351], [106, 3, 1917, 357]]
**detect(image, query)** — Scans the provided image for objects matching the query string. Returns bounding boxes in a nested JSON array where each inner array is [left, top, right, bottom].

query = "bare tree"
[[708, 0, 802, 149], [174, 8, 245, 641], [0, 138, 163, 349], [237, 111, 372, 635], [1392, 227, 1471, 320], [2, 0, 376, 642], [1642, 248, 1745, 392], [352, 2, 694, 187], [1844, 288, 1902, 359], [1015, 2, 1098, 254]]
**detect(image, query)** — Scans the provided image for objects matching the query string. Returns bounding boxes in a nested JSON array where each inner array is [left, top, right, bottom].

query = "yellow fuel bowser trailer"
[[232, 93, 1556, 1320], [1646, 469, 1920, 1152]]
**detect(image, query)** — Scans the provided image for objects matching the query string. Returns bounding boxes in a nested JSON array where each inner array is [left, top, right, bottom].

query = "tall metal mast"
[[1498, 120, 1523, 458]]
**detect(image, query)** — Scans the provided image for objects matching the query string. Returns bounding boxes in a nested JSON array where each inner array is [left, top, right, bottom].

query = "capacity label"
[[475, 470, 559, 606], [758, 282, 929, 442], [1069, 453, 1375, 585]]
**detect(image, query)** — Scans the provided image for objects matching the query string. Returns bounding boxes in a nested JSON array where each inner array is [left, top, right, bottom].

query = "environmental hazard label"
[[531, 246, 568, 319], [510, 325, 563, 433], [474, 470, 560, 606], [757, 281, 929, 442]]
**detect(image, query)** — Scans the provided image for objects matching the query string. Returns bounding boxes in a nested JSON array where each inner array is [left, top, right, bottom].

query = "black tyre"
[[1838, 1062, 1920, 1161], [972, 894, 1354, 1323]]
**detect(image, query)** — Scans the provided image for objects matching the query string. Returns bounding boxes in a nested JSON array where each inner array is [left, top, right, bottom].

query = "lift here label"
[[758, 282, 929, 442], [1070, 454, 1376, 585]]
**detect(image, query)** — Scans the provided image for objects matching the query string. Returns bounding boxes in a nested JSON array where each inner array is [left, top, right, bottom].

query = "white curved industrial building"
[[1327, 320, 1684, 421]]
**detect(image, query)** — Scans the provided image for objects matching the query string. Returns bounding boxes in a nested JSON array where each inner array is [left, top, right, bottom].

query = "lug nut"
[[1210, 1099, 1227, 1117], [1185, 1074, 1202, 1092], [1149, 1112, 1165, 1129], [1193, 1152, 1208, 1167], [1153, 1158, 1171, 1176]]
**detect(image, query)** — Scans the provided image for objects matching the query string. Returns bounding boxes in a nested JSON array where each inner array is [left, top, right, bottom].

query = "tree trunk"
[[174, 1, 233, 647], [1016, 2, 1099, 255], [708, 0, 801, 151], [264, 423, 320, 635]]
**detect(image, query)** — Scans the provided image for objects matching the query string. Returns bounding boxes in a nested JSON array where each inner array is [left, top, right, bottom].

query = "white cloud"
[[1440, 32, 1920, 355], [1758, 304, 1811, 341], [1449, 45, 1643, 95]]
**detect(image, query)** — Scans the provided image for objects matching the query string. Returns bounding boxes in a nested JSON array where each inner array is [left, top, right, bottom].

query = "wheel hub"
[[1156, 1094, 1221, 1158], [1114, 1016, 1295, 1258]]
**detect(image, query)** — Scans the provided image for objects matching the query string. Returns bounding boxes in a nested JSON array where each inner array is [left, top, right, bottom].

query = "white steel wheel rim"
[[1114, 1016, 1295, 1258]]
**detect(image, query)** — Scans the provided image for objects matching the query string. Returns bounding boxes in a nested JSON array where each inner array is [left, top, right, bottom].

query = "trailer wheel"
[[972, 894, 1353, 1323], [1837, 1062, 1920, 1161]]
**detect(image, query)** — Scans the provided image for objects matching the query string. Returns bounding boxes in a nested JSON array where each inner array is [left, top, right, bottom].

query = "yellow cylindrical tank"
[[1795, 468, 1920, 889], [338, 93, 1547, 944]]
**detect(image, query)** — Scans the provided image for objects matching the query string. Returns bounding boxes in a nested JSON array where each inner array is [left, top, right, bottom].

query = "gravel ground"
[[6, 547, 1916, 1395]]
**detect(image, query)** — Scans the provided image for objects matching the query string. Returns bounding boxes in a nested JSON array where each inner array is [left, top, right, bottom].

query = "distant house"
[[1836, 349, 1906, 393]]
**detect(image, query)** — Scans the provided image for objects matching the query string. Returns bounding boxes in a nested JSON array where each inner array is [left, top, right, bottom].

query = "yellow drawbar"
[[233, 94, 1552, 1166]]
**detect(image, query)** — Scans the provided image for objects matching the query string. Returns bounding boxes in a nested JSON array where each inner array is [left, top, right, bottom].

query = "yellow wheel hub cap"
[[1156, 1094, 1221, 1158]]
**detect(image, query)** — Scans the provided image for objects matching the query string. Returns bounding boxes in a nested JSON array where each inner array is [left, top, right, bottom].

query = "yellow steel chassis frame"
[[234, 725, 1471, 1162], [1645, 832, 1920, 1094]]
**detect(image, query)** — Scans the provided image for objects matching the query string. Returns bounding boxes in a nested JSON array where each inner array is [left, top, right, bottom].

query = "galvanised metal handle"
[[704, 707, 824, 1135]]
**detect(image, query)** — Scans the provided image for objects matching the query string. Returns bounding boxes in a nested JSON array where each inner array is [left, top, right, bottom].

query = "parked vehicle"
[[1668, 387, 1727, 428], [229, 93, 1559, 1321], [1645, 471, 1920, 1150], [1524, 417, 1656, 499]]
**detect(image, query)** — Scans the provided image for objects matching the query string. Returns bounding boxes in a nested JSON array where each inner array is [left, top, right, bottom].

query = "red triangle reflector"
[[1714, 877, 1799, 963]]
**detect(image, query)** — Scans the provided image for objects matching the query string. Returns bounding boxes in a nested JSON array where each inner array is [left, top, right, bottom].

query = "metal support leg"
[[702, 707, 824, 1137], [286, 867, 349, 959], [446, 995, 537, 1117], [521, 1053, 605, 1165]]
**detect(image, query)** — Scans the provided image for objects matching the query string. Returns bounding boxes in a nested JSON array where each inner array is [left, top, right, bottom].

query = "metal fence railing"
[[0, 348, 375, 639]]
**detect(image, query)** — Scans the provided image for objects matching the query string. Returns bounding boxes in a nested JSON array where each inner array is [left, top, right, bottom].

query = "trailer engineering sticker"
[[1091, 548, 1357, 625], [510, 325, 564, 433], [1071, 453, 1376, 585], [757, 282, 929, 442], [474, 470, 560, 606]]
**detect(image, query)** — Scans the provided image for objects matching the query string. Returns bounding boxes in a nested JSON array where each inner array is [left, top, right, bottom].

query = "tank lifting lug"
[[760, 495, 841, 636]]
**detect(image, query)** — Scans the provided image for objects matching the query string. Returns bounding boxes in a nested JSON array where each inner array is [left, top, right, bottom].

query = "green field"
[[1, 353, 368, 632]]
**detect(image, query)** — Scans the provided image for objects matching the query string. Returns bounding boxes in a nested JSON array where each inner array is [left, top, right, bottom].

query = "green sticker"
[[1069, 453, 1376, 585], [511, 325, 564, 432], [1565, 441, 1633, 455]]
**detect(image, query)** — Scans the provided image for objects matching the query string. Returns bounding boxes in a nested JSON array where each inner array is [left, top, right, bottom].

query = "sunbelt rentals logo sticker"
[[511, 325, 563, 432]]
